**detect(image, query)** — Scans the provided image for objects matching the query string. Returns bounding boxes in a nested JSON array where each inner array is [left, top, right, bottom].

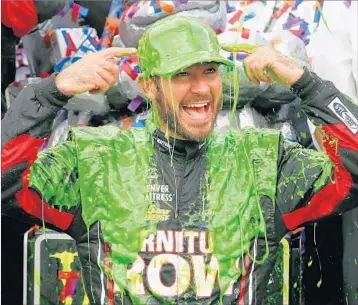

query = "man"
[[2, 16, 358, 305]]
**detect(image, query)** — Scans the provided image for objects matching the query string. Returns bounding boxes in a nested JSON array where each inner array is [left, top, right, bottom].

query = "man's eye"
[[175, 72, 189, 77], [205, 68, 217, 74]]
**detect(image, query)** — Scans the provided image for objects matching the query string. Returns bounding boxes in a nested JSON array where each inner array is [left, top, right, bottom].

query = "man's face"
[[144, 63, 222, 142]]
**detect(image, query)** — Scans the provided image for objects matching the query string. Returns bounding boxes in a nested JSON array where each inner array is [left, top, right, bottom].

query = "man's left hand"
[[242, 46, 304, 86]]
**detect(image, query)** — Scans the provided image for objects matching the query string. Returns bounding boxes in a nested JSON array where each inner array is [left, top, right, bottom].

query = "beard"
[[154, 87, 219, 142]]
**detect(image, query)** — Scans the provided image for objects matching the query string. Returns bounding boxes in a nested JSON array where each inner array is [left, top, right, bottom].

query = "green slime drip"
[[74, 125, 158, 305], [206, 128, 280, 300]]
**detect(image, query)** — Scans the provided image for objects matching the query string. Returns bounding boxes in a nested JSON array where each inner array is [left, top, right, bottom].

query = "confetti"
[[71, 3, 80, 23], [225, 0, 236, 14], [344, 0, 352, 8], [283, 16, 303, 29], [241, 28, 250, 39], [173, 0, 188, 6], [228, 10, 243, 25], [121, 61, 138, 80], [79, 6, 89, 17], [157, 1, 175, 14], [128, 95, 144, 112], [244, 12, 256, 22], [273, 3, 290, 20], [127, 1, 140, 19]]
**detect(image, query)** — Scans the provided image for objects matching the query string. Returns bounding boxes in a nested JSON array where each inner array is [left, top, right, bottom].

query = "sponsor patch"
[[328, 98, 358, 134]]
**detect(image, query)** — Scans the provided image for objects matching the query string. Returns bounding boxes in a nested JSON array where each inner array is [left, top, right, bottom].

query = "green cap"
[[137, 16, 234, 78]]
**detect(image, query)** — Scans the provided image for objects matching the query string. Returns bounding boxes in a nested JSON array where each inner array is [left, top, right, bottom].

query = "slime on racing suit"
[[2, 68, 358, 305]]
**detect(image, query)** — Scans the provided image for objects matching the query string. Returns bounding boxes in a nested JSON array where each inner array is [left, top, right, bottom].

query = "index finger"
[[102, 47, 137, 59], [220, 43, 260, 54]]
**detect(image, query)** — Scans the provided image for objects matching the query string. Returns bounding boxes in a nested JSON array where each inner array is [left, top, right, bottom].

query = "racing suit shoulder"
[[1, 73, 70, 147], [29, 140, 80, 215], [275, 139, 334, 226], [277, 69, 358, 232], [1, 74, 75, 230]]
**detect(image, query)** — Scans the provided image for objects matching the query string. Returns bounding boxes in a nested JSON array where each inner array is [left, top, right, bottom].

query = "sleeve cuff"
[[32, 73, 73, 113], [290, 67, 321, 99]]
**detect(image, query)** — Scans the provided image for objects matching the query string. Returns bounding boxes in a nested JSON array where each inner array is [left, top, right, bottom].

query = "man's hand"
[[241, 46, 304, 86], [55, 47, 137, 96]]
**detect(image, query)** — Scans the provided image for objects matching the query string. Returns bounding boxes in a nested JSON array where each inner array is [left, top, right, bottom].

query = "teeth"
[[185, 103, 207, 108]]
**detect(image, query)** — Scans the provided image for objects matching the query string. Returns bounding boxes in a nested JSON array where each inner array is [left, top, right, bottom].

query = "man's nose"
[[190, 75, 210, 95]]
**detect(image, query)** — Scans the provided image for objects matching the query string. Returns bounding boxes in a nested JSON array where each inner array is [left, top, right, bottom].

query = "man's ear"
[[138, 76, 157, 101]]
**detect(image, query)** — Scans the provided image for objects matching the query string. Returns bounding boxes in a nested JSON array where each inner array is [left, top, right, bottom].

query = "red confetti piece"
[[241, 28, 250, 39], [290, 29, 304, 36], [228, 10, 243, 25], [121, 61, 138, 80], [127, 55, 139, 63], [71, 3, 80, 23], [44, 30, 55, 48], [121, 4, 131, 21], [40, 72, 51, 78], [273, 3, 289, 19], [128, 1, 140, 18]]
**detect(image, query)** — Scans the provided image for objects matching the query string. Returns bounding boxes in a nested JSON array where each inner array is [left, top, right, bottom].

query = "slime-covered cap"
[[137, 16, 234, 78]]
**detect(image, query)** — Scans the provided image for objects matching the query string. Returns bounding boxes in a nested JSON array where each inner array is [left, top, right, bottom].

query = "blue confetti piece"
[[244, 12, 256, 22], [301, 230, 306, 241], [293, 0, 304, 10], [225, 0, 236, 14], [79, 6, 89, 17], [299, 20, 308, 30], [131, 119, 146, 128], [133, 65, 141, 74], [302, 36, 310, 46], [117, 8, 124, 18], [150, 0, 162, 13], [313, 7, 321, 23], [299, 20, 311, 36]]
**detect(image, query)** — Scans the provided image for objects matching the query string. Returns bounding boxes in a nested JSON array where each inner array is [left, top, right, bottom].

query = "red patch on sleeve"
[[283, 123, 357, 230], [2, 134, 74, 230], [2, 134, 45, 173]]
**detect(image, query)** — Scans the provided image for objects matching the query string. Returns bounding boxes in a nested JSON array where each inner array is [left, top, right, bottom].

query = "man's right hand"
[[55, 47, 137, 96]]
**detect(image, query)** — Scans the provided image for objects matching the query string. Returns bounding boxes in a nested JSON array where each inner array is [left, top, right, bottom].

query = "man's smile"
[[182, 102, 212, 120]]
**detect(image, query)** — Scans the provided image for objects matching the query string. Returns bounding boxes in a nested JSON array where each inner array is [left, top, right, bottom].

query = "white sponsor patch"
[[328, 98, 358, 135]]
